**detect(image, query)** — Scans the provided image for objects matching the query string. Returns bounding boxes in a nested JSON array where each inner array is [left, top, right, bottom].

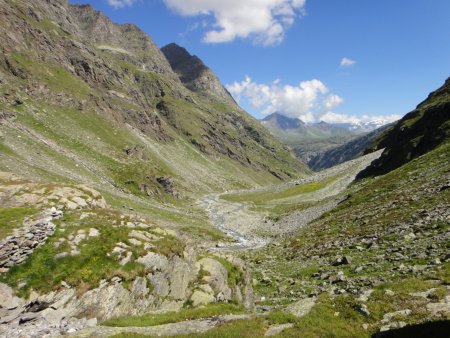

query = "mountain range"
[[260, 113, 398, 169]]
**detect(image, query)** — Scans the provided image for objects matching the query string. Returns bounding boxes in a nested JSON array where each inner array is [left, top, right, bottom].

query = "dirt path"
[[71, 314, 253, 337]]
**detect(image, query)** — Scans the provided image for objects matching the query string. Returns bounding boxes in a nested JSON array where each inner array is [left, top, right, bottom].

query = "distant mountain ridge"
[[261, 113, 304, 130], [260, 112, 399, 168], [260, 113, 361, 164], [309, 123, 393, 171], [261, 112, 390, 133]]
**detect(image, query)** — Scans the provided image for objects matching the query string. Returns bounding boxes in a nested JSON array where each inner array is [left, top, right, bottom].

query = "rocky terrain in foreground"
[[0, 173, 254, 337]]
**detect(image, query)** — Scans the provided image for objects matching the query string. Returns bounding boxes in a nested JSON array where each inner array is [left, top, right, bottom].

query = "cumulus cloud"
[[108, 0, 136, 9], [227, 76, 340, 123], [227, 77, 401, 124], [340, 57, 356, 67], [163, 0, 307, 45]]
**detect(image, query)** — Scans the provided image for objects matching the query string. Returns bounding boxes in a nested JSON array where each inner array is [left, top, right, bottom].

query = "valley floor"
[[199, 150, 383, 250]]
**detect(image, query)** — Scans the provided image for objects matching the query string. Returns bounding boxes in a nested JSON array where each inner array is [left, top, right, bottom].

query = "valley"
[[0, 1, 448, 337]]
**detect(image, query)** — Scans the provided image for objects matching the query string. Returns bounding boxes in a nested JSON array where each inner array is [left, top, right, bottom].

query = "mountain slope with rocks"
[[161, 43, 235, 105], [0, 1, 448, 337], [358, 77, 450, 179], [0, 0, 308, 204], [0, 0, 307, 336]]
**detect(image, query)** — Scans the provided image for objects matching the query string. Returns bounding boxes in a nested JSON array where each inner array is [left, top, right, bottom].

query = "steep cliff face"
[[0, 0, 308, 205], [357, 78, 450, 179]]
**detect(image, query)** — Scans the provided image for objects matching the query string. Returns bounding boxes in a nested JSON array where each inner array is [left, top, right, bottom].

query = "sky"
[[69, 0, 450, 124]]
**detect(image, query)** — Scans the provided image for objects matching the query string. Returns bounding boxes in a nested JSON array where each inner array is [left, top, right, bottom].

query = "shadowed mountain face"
[[161, 43, 235, 104], [358, 77, 450, 179]]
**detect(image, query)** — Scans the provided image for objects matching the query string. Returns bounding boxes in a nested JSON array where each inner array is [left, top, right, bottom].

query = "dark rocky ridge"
[[358, 77, 450, 179], [161, 43, 236, 104]]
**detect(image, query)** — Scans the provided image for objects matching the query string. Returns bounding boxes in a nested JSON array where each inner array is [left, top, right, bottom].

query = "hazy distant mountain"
[[260, 113, 398, 165], [332, 119, 395, 133], [309, 123, 393, 171], [260, 113, 361, 163]]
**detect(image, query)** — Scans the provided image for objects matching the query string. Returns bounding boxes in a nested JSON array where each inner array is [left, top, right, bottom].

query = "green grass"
[[10, 53, 90, 98], [0, 207, 37, 239], [222, 175, 338, 205], [1, 209, 147, 296], [211, 256, 244, 289], [103, 303, 247, 327], [280, 295, 369, 338]]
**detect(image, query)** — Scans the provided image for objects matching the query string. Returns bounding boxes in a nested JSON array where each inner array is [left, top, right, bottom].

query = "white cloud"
[[320, 112, 401, 124], [227, 76, 340, 123], [340, 57, 356, 67], [324, 94, 343, 110], [108, 0, 136, 8], [163, 0, 306, 46], [227, 76, 401, 124]]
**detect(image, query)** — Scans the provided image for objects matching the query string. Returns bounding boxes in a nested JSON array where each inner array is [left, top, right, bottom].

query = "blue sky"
[[69, 0, 450, 123]]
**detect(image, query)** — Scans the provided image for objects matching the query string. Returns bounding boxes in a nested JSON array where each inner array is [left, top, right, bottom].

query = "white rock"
[[88, 228, 100, 237], [190, 290, 215, 307], [128, 238, 142, 246], [285, 297, 317, 318]]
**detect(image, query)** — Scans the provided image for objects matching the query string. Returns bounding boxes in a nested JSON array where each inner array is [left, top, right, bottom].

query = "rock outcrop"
[[0, 251, 254, 337]]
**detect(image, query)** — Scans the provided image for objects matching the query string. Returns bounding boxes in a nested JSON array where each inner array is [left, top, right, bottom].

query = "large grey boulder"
[[199, 258, 232, 301]]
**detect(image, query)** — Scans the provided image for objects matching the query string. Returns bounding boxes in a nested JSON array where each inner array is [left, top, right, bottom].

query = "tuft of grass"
[[211, 256, 244, 289], [266, 311, 297, 325]]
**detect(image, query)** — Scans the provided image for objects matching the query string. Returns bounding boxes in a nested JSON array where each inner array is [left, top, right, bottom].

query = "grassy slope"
[[233, 141, 450, 337], [160, 142, 450, 338], [0, 207, 37, 239]]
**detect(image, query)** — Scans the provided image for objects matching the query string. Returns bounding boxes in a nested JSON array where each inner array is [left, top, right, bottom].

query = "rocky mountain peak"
[[161, 43, 235, 104], [69, 3, 176, 78]]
